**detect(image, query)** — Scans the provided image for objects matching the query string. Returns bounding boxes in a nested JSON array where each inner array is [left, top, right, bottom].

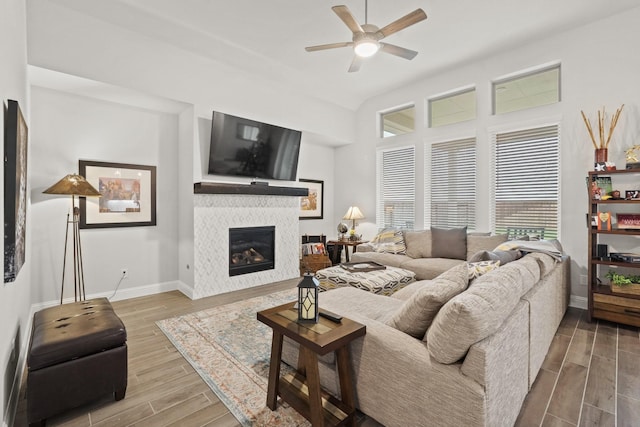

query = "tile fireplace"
[[193, 183, 305, 299]]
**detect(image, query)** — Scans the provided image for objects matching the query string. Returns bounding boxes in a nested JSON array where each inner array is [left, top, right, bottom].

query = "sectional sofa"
[[282, 249, 570, 426], [351, 228, 510, 279]]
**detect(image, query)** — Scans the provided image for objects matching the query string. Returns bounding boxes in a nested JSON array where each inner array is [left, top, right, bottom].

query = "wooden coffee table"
[[257, 302, 366, 427]]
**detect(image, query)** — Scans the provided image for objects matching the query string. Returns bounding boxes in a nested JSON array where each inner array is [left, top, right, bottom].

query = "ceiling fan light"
[[354, 40, 379, 57]]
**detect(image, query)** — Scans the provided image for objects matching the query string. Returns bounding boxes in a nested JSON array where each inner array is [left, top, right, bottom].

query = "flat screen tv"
[[207, 111, 302, 181]]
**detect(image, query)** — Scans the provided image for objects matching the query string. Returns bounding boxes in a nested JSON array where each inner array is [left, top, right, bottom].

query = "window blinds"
[[428, 138, 476, 230], [376, 146, 416, 230], [492, 125, 559, 239]]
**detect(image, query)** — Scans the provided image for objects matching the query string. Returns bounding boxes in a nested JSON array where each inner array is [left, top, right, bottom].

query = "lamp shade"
[[43, 174, 101, 197], [343, 206, 364, 221]]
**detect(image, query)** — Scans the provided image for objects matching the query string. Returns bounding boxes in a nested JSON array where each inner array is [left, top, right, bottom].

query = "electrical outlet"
[[580, 274, 587, 286], [121, 268, 128, 279]]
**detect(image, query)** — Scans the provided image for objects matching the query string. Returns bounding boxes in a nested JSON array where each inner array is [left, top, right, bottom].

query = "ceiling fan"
[[305, 1, 427, 72]]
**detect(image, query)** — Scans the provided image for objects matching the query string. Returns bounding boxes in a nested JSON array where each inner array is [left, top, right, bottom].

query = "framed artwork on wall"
[[4, 99, 29, 283], [79, 160, 157, 228], [299, 178, 324, 220]]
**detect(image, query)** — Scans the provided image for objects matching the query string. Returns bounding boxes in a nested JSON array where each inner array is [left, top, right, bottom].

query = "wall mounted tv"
[[207, 111, 302, 181]]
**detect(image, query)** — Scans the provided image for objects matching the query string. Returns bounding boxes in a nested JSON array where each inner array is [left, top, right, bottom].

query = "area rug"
[[156, 288, 311, 426]]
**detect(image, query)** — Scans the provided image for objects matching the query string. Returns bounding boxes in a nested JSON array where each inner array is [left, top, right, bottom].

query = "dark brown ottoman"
[[27, 298, 127, 427]]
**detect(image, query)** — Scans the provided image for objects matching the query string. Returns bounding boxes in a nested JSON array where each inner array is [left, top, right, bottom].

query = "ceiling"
[[47, 0, 640, 111]]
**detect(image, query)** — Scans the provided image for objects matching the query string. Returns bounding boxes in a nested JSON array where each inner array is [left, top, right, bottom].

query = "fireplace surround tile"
[[193, 194, 299, 299]]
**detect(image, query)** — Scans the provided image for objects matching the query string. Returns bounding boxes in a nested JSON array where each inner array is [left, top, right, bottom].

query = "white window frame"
[[376, 145, 416, 230], [425, 137, 477, 230], [490, 122, 561, 239]]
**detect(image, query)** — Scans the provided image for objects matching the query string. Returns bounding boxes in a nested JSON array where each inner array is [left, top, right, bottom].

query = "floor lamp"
[[43, 174, 101, 304]]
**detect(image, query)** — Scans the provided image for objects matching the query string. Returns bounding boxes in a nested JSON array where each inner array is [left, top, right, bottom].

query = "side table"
[[257, 302, 366, 427], [326, 240, 368, 263]]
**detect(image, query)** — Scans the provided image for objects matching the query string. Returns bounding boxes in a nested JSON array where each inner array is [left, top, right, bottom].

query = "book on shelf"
[[616, 213, 640, 229], [587, 176, 612, 200], [597, 212, 612, 230], [610, 252, 640, 263]]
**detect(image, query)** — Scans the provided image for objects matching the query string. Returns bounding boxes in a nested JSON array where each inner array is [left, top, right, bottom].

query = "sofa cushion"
[[350, 252, 411, 268], [386, 263, 469, 338], [371, 228, 407, 254], [404, 230, 432, 258], [431, 227, 467, 260], [466, 234, 508, 260], [468, 249, 523, 265], [467, 260, 501, 280], [320, 287, 403, 323], [399, 257, 465, 280], [426, 264, 525, 364], [390, 280, 432, 301]]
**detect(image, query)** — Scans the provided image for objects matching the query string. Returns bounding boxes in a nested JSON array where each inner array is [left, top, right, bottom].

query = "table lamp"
[[343, 206, 364, 234], [43, 174, 101, 304]]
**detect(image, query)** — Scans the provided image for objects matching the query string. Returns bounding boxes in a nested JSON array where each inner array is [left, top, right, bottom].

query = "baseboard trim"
[[569, 295, 588, 310], [177, 281, 194, 299]]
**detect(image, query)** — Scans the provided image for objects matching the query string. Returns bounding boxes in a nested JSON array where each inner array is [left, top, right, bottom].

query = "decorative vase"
[[595, 148, 608, 163]]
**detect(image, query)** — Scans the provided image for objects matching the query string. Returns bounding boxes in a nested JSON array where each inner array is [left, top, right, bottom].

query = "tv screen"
[[207, 111, 302, 181]]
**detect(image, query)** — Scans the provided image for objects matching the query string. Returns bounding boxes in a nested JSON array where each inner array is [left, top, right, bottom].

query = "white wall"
[[337, 7, 640, 300], [30, 87, 180, 303], [0, 1, 30, 425], [26, 0, 355, 146]]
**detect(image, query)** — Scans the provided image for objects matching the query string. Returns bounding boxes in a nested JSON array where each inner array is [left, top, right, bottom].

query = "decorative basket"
[[611, 282, 640, 295], [300, 254, 331, 276]]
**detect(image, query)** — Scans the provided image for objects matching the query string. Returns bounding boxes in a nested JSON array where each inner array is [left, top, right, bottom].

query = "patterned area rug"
[[156, 288, 311, 427]]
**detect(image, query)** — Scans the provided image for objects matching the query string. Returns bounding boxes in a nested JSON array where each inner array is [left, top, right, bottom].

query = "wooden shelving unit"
[[588, 170, 640, 327]]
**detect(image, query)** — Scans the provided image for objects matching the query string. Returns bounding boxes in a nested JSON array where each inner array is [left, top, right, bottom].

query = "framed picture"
[[625, 190, 640, 200], [4, 100, 29, 283], [79, 160, 157, 228], [299, 179, 324, 220]]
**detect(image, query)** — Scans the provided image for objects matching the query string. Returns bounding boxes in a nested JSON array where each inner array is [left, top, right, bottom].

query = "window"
[[381, 106, 415, 138], [428, 88, 476, 128], [427, 138, 476, 229], [492, 125, 559, 239], [493, 65, 560, 115], [377, 146, 415, 229]]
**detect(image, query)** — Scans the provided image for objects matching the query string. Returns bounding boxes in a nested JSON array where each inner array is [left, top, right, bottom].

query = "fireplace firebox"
[[229, 226, 275, 276]]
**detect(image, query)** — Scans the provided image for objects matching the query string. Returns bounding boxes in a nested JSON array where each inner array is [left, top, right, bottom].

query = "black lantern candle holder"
[[297, 273, 319, 323]]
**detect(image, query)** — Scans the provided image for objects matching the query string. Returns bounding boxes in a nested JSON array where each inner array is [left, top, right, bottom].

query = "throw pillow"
[[404, 230, 432, 258], [466, 234, 508, 260], [468, 249, 523, 266], [431, 227, 467, 260], [467, 260, 500, 280], [426, 266, 524, 364], [386, 263, 469, 338], [371, 228, 406, 255]]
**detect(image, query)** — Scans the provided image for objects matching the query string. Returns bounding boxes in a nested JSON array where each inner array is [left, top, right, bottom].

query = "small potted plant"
[[605, 270, 640, 295]]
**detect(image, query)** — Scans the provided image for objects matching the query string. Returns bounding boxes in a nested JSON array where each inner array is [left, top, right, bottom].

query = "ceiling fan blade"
[[332, 5, 364, 34], [348, 55, 364, 73], [377, 9, 427, 38], [305, 42, 353, 52], [380, 43, 418, 60]]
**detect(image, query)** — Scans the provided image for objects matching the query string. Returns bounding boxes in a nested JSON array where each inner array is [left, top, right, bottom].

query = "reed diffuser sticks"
[[581, 104, 624, 149]]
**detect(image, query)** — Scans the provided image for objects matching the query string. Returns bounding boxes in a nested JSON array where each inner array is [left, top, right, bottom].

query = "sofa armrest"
[[460, 300, 529, 427], [355, 243, 375, 252], [339, 313, 485, 427]]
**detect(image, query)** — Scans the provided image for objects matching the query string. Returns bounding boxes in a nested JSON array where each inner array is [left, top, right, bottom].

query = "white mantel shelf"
[[193, 182, 308, 197]]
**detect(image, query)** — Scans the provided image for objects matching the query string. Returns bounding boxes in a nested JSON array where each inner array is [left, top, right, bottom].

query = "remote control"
[[319, 309, 343, 323]]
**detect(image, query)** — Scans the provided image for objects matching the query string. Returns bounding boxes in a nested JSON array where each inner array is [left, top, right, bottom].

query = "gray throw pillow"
[[431, 227, 467, 260], [469, 249, 523, 265]]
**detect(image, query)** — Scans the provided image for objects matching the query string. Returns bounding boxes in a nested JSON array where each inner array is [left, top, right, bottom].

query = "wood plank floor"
[[13, 282, 640, 427]]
